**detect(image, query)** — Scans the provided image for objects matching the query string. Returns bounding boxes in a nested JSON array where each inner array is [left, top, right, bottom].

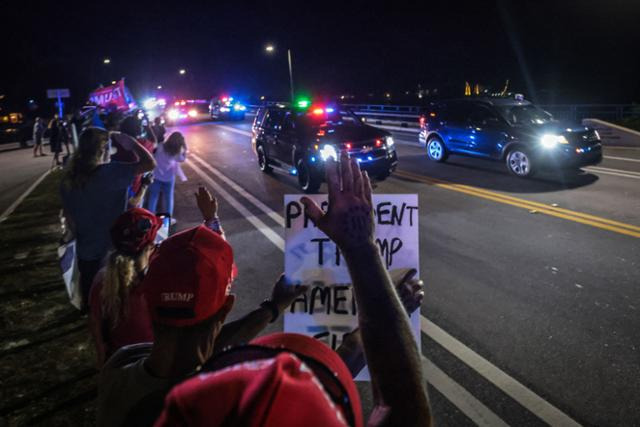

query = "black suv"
[[418, 97, 603, 177], [252, 105, 398, 192]]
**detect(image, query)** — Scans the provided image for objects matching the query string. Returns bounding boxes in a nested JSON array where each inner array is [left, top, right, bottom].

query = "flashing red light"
[[317, 130, 326, 136], [222, 97, 228, 102], [375, 139, 383, 147], [345, 143, 352, 149], [312, 108, 324, 115]]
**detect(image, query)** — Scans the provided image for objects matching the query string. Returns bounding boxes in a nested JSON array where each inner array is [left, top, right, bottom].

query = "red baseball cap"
[[110, 208, 161, 256], [155, 353, 353, 427], [154, 333, 363, 427], [142, 225, 234, 327]]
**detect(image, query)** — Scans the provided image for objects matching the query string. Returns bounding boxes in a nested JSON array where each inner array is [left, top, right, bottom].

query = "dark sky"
[[2, 0, 639, 111]]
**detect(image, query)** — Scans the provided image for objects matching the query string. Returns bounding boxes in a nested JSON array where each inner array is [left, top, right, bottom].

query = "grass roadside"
[[0, 170, 96, 426]]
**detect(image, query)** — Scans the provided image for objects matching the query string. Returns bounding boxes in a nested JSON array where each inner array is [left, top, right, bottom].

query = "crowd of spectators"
[[60, 113, 432, 426]]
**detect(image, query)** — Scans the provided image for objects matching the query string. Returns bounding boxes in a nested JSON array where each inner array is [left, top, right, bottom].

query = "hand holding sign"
[[270, 274, 309, 313], [301, 152, 375, 252]]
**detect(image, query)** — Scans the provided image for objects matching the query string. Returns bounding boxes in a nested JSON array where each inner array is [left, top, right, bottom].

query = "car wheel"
[[376, 171, 391, 181], [426, 137, 448, 162], [257, 145, 272, 173], [297, 159, 321, 193], [506, 148, 535, 178]]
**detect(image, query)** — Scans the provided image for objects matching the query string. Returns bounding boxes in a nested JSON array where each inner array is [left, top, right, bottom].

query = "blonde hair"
[[101, 250, 145, 329], [63, 127, 109, 190]]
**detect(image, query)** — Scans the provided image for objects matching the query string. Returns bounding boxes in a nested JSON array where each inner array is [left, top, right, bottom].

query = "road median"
[[0, 170, 97, 425]]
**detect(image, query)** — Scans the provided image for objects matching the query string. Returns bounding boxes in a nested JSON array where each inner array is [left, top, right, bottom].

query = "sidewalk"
[[0, 170, 97, 425]]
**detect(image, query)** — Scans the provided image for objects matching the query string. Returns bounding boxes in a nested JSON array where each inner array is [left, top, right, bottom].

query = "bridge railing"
[[249, 103, 640, 123]]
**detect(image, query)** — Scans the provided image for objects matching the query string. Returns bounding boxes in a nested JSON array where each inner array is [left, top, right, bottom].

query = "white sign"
[[284, 194, 421, 380], [47, 88, 70, 99]]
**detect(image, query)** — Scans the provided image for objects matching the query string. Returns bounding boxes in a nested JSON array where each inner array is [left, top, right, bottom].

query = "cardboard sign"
[[284, 194, 421, 380], [88, 80, 133, 111]]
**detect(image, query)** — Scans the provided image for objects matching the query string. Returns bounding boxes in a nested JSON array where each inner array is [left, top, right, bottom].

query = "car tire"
[[257, 145, 273, 173], [426, 136, 448, 162], [376, 171, 391, 181], [297, 159, 321, 193], [506, 147, 535, 178]]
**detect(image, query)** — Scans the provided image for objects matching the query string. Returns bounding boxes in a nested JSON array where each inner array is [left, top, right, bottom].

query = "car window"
[[443, 102, 473, 124], [469, 105, 498, 124], [282, 113, 296, 131], [264, 110, 285, 130]]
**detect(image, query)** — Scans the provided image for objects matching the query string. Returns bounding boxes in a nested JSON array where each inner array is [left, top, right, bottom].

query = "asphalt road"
[[2, 119, 639, 425], [160, 119, 639, 426]]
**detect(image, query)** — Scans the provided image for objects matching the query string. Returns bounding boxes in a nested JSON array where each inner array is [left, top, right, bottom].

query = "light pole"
[[265, 44, 294, 103]]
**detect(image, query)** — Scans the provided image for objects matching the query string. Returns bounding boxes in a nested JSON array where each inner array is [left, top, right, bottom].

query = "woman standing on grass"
[[146, 131, 187, 223], [89, 208, 160, 367], [61, 128, 156, 310]]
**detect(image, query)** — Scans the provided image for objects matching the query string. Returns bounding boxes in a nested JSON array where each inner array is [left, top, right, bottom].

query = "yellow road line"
[[394, 170, 640, 238]]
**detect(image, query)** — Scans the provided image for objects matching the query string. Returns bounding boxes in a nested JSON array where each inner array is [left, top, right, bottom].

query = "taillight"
[[419, 116, 426, 127], [375, 139, 383, 147]]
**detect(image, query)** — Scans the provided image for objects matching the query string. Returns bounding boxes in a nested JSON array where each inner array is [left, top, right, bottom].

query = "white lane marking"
[[188, 153, 582, 426], [585, 166, 640, 180], [191, 154, 284, 227], [187, 155, 511, 426], [0, 169, 51, 223], [185, 159, 284, 251], [603, 155, 640, 163], [422, 357, 509, 427], [422, 318, 581, 427]]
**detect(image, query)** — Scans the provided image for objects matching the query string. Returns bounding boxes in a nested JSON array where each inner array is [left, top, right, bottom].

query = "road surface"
[[2, 120, 639, 425]]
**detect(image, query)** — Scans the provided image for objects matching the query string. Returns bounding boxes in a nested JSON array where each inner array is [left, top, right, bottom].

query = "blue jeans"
[[147, 179, 175, 215]]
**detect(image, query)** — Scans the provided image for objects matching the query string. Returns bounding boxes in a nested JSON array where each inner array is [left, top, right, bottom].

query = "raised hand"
[[194, 186, 218, 221], [301, 151, 375, 252]]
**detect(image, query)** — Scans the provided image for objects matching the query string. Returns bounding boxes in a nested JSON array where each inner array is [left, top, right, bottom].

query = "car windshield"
[[497, 105, 553, 125]]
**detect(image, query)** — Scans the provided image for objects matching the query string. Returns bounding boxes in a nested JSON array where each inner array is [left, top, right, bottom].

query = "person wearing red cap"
[[89, 208, 161, 368], [155, 332, 363, 427], [97, 215, 307, 426]]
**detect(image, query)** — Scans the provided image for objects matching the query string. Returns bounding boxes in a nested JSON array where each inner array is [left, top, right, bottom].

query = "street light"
[[157, 85, 163, 89], [265, 44, 294, 103], [111, 80, 117, 85], [179, 69, 186, 75], [103, 58, 111, 64]]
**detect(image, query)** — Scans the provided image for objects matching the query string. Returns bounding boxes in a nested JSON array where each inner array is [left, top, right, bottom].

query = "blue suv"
[[418, 97, 603, 178]]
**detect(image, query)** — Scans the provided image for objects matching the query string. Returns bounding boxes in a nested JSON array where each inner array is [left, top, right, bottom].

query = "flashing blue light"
[[290, 168, 298, 176], [325, 107, 335, 113], [310, 156, 317, 163]]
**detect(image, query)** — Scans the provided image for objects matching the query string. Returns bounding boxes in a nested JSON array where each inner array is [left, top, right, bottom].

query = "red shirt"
[[89, 269, 154, 367]]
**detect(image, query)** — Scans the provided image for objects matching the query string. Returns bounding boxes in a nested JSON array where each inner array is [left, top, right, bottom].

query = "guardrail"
[[249, 102, 640, 123]]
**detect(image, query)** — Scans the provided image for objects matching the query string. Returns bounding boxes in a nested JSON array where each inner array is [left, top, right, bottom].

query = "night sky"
[[2, 0, 639, 112]]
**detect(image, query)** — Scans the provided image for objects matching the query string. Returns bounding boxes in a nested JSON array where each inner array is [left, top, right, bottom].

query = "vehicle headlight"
[[220, 107, 230, 112], [385, 136, 395, 148], [167, 109, 179, 120], [233, 104, 246, 111], [319, 144, 338, 161], [540, 134, 569, 148], [188, 109, 198, 118]]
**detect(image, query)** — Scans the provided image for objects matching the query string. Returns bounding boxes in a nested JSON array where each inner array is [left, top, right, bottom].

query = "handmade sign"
[[284, 194, 420, 380]]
